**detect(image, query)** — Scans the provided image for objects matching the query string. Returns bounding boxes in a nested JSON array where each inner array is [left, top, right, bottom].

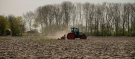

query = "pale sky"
[[0, 0, 135, 16]]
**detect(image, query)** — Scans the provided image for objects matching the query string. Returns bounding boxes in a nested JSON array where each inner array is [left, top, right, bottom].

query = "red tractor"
[[67, 27, 87, 40]]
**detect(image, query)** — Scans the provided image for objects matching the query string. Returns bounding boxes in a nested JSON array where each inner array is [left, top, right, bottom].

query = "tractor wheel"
[[67, 33, 75, 40], [80, 35, 87, 39]]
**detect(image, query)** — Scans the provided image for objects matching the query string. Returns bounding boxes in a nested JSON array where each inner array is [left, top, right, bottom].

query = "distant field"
[[0, 36, 135, 59]]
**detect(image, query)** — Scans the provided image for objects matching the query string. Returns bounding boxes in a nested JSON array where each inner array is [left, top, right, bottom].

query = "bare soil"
[[0, 36, 135, 59]]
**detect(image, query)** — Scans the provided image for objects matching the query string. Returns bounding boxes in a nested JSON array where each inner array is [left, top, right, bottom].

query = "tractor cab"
[[71, 27, 79, 33], [67, 27, 87, 40], [71, 27, 79, 38]]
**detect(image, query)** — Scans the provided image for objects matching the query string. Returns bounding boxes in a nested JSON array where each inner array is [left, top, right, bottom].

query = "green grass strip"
[[0, 39, 58, 41], [0, 39, 11, 40], [31, 39, 58, 41]]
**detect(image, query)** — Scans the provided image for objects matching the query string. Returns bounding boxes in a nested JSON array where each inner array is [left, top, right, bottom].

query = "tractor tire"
[[80, 35, 87, 39], [67, 33, 75, 40]]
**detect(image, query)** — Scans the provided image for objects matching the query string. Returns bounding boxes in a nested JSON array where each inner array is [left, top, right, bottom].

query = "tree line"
[[34, 2, 135, 36], [0, 1, 135, 36]]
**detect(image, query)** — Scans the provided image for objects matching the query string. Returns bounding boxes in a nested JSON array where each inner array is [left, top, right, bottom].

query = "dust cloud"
[[47, 28, 70, 39]]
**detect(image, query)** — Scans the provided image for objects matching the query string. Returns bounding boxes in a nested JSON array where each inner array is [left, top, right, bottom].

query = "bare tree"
[[130, 3, 135, 35], [83, 2, 90, 33], [54, 4, 63, 30], [36, 6, 44, 35], [23, 11, 35, 31], [76, 3, 83, 31], [61, 1, 73, 27], [71, 4, 77, 26]]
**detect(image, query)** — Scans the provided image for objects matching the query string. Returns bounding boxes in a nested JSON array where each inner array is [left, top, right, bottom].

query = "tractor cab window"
[[74, 28, 78, 32], [71, 28, 79, 32], [71, 28, 74, 32]]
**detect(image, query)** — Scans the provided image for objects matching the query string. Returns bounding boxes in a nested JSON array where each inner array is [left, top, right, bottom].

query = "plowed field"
[[0, 36, 135, 59]]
